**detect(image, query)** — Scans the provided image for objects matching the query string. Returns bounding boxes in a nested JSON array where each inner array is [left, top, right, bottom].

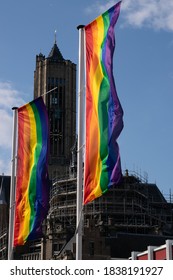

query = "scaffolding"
[[0, 228, 8, 260], [1, 172, 172, 259], [45, 171, 173, 258]]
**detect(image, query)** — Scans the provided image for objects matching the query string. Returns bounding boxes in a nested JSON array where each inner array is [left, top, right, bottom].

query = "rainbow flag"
[[14, 97, 50, 246], [84, 1, 123, 204]]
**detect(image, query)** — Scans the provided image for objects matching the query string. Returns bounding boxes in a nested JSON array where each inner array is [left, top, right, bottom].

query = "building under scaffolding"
[[1, 170, 173, 260], [42, 169, 173, 259]]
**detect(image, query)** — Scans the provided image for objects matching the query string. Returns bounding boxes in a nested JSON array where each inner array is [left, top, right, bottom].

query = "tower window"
[[55, 78, 59, 86], [52, 97, 58, 104], [51, 77, 54, 86]]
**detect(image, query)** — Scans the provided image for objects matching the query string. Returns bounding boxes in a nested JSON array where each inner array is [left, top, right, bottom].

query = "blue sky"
[[0, 0, 173, 196]]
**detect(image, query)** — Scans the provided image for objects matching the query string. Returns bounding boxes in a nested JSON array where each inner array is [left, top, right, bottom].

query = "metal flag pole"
[[41, 87, 58, 97], [8, 107, 18, 260], [76, 25, 85, 260]]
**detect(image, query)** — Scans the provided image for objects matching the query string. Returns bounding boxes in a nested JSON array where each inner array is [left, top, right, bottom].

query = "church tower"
[[34, 37, 76, 179]]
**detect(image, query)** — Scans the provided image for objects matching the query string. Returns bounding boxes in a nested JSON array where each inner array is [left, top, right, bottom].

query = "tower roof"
[[48, 42, 64, 61]]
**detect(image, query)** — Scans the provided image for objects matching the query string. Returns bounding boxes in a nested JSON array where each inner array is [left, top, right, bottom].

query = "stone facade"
[[34, 42, 76, 179]]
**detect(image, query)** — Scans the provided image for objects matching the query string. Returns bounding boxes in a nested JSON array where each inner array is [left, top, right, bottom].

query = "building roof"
[[48, 42, 64, 61]]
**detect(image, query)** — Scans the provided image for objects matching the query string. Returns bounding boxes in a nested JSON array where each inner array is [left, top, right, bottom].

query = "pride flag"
[[84, 1, 123, 204], [14, 97, 50, 246]]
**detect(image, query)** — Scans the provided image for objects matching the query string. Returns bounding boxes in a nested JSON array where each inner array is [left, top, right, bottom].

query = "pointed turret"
[[48, 31, 64, 61]]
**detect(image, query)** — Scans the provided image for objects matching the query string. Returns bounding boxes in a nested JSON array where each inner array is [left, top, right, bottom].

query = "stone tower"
[[34, 39, 76, 179]]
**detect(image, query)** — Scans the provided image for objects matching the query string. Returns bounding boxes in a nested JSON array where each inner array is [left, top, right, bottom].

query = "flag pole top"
[[77, 25, 85, 30], [12, 107, 18, 110]]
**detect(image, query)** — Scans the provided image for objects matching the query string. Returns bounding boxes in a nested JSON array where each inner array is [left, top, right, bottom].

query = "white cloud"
[[0, 158, 11, 176], [0, 82, 24, 110], [0, 82, 25, 175], [0, 109, 12, 148], [85, 0, 116, 15], [85, 0, 173, 31], [122, 0, 173, 31]]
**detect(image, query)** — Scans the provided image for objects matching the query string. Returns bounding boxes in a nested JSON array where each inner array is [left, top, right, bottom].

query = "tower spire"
[[48, 30, 64, 61], [54, 30, 57, 44]]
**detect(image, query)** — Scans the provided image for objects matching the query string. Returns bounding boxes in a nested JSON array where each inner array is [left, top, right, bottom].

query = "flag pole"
[[41, 87, 58, 97], [76, 24, 85, 260], [8, 107, 18, 260]]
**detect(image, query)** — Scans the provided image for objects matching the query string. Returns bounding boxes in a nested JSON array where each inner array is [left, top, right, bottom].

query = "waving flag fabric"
[[84, 1, 123, 204], [14, 97, 50, 246]]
